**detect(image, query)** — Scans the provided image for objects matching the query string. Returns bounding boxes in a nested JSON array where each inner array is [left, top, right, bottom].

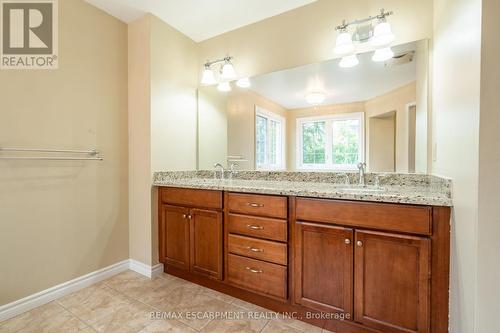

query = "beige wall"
[[365, 82, 416, 173], [286, 102, 365, 171], [128, 16, 152, 267], [128, 14, 198, 266], [0, 0, 128, 305], [150, 15, 198, 173], [477, 0, 500, 331], [227, 89, 287, 170], [432, 0, 482, 332], [198, 0, 433, 79]]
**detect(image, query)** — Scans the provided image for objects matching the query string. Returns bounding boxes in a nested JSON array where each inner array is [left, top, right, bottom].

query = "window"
[[297, 113, 364, 170], [255, 107, 285, 170]]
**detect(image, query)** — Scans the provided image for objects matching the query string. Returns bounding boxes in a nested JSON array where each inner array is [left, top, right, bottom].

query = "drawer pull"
[[246, 224, 264, 230], [248, 247, 264, 253], [247, 202, 264, 208], [245, 267, 263, 274]]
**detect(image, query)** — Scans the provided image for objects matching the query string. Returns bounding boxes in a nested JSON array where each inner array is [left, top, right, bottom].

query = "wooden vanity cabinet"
[[159, 188, 223, 280], [294, 222, 353, 316], [353, 230, 430, 333], [160, 205, 190, 270], [158, 188, 450, 333]]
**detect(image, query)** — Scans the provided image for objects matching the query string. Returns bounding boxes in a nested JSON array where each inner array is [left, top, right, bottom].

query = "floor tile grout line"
[[55, 299, 98, 332], [0, 301, 70, 333], [100, 274, 210, 332]]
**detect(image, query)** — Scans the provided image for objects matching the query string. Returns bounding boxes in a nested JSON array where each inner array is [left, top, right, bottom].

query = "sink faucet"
[[357, 162, 366, 186], [229, 163, 238, 180], [213, 163, 225, 180]]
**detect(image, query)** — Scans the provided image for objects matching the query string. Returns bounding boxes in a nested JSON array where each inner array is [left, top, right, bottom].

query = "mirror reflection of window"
[[297, 113, 364, 171], [255, 106, 285, 170]]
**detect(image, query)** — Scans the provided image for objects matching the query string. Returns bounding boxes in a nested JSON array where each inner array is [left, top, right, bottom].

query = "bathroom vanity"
[[154, 171, 452, 333]]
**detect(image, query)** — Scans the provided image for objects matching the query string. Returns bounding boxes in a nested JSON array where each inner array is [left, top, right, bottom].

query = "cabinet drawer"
[[228, 213, 287, 242], [227, 254, 287, 299], [296, 198, 431, 235], [228, 234, 287, 265], [161, 187, 222, 210], [227, 193, 287, 219]]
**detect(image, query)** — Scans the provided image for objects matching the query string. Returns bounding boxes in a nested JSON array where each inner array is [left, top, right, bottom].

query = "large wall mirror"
[[198, 40, 429, 173]]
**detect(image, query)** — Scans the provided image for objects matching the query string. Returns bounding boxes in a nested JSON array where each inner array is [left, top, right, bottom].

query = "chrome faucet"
[[213, 163, 225, 180], [357, 162, 366, 186], [229, 163, 239, 180]]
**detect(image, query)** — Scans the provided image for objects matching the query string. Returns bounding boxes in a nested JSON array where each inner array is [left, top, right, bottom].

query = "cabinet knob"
[[182, 214, 187, 219], [345, 239, 351, 245], [187, 215, 192, 219], [356, 240, 363, 247]]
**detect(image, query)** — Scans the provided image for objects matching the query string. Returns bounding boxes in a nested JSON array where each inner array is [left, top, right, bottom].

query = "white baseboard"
[[129, 259, 164, 278], [0, 259, 164, 322]]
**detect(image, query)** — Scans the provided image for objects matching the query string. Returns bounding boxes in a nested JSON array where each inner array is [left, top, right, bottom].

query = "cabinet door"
[[161, 205, 190, 270], [354, 230, 430, 333], [294, 221, 353, 316], [190, 208, 223, 280]]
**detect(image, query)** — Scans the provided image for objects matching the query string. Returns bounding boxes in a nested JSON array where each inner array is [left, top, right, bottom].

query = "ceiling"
[[249, 42, 418, 109], [85, 0, 318, 42]]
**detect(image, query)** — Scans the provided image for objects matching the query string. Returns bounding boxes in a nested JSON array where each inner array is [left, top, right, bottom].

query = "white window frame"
[[255, 106, 286, 170], [296, 112, 365, 171]]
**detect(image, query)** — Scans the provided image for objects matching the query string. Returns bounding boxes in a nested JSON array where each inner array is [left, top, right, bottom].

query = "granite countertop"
[[153, 171, 453, 207]]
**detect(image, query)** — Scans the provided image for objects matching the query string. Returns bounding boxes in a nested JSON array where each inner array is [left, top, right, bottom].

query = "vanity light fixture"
[[236, 77, 251, 88], [334, 9, 395, 67], [201, 65, 217, 85], [371, 21, 395, 47], [333, 30, 355, 56], [217, 81, 231, 92], [221, 59, 237, 80], [201, 56, 247, 91], [306, 91, 326, 105]]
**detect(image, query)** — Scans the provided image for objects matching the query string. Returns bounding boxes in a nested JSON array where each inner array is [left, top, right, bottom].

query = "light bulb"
[[371, 21, 395, 47], [306, 91, 326, 105], [372, 47, 394, 62], [200, 67, 217, 85], [339, 54, 359, 68], [217, 81, 231, 92], [221, 62, 237, 80], [236, 78, 251, 88], [334, 31, 355, 56]]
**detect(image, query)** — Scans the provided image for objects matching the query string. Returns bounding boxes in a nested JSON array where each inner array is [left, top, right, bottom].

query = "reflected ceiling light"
[[372, 47, 394, 62], [371, 21, 395, 47], [306, 91, 326, 105], [334, 30, 355, 55], [236, 77, 251, 88], [217, 81, 231, 92], [334, 9, 395, 67], [201, 66, 217, 85], [339, 54, 359, 68]]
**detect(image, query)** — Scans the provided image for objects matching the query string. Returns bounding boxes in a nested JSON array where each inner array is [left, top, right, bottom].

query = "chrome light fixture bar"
[[334, 9, 395, 68]]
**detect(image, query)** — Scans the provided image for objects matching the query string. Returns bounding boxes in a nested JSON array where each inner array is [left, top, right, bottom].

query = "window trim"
[[255, 106, 286, 171], [296, 112, 365, 171]]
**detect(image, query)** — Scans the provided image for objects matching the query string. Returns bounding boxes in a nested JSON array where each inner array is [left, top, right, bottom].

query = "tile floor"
[[0, 270, 332, 333]]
